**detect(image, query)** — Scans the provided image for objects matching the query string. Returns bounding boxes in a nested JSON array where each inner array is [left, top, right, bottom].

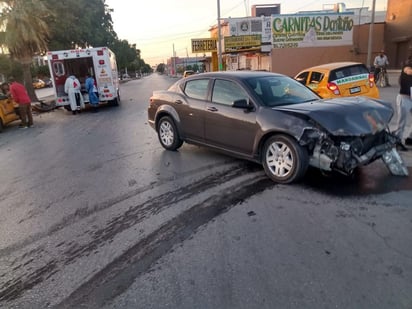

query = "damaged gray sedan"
[[148, 71, 408, 183]]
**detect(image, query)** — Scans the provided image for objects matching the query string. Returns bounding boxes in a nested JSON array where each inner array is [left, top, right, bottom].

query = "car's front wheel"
[[262, 134, 308, 183], [157, 116, 183, 151]]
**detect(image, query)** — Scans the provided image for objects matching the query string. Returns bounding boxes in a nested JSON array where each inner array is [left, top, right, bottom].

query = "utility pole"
[[172, 43, 176, 77], [217, 0, 223, 71], [366, 0, 376, 70], [186, 47, 189, 70]]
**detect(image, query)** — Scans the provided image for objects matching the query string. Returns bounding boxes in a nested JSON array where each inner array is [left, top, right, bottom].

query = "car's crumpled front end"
[[301, 128, 408, 176], [284, 97, 409, 176]]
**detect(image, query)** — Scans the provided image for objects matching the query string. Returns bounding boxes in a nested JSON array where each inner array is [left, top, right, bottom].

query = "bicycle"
[[375, 66, 388, 87]]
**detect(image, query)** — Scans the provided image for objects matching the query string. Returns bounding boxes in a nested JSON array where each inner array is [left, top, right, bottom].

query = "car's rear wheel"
[[0, 119, 3, 133], [262, 134, 308, 183], [157, 116, 183, 151]]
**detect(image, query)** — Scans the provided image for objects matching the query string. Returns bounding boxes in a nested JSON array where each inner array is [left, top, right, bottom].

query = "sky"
[[105, 0, 388, 66]]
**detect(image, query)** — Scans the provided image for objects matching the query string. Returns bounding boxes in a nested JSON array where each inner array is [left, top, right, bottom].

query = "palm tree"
[[0, 0, 52, 102]]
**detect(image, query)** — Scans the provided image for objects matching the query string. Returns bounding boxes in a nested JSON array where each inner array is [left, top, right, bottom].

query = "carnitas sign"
[[272, 13, 355, 48]]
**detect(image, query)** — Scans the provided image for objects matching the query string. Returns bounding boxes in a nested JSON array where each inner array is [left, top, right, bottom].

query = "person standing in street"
[[374, 50, 391, 86], [64, 73, 84, 115], [393, 60, 412, 151], [85, 73, 99, 113], [8, 77, 33, 128]]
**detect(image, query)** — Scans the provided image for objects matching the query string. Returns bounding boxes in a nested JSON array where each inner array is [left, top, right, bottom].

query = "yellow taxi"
[[295, 62, 379, 99], [183, 70, 195, 78], [32, 78, 46, 89]]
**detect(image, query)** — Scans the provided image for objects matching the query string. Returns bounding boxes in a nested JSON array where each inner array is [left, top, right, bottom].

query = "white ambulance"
[[46, 47, 120, 109]]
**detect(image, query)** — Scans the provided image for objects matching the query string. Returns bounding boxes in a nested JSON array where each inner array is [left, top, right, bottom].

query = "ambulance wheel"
[[110, 97, 119, 106], [64, 105, 72, 111]]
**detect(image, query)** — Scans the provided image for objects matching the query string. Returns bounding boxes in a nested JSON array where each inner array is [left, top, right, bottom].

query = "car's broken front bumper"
[[308, 131, 409, 177]]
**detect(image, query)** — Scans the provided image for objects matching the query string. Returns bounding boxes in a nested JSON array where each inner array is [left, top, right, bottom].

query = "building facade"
[[169, 1, 411, 76], [385, 0, 412, 67]]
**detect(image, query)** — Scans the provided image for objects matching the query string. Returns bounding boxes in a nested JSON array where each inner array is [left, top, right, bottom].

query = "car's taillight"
[[368, 73, 375, 87], [327, 82, 340, 95]]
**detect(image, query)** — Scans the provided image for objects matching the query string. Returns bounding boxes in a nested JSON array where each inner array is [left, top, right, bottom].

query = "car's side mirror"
[[232, 99, 254, 111]]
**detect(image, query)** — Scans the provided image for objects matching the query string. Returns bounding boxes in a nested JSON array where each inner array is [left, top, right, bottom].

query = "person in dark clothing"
[[392, 61, 412, 151]]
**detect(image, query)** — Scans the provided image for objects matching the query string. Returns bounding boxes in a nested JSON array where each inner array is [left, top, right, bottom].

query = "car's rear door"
[[204, 78, 258, 156], [179, 78, 210, 142]]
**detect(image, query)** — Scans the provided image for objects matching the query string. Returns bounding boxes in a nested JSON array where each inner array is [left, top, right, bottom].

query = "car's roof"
[[300, 62, 365, 72], [187, 70, 285, 80]]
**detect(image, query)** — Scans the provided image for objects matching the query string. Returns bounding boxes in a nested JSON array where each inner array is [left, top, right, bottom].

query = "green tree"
[[0, 0, 52, 102], [156, 63, 165, 74], [112, 40, 139, 74], [141, 63, 152, 74], [32, 65, 51, 79], [1, 0, 150, 100], [44, 0, 117, 50], [0, 54, 22, 80], [41, 0, 148, 81]]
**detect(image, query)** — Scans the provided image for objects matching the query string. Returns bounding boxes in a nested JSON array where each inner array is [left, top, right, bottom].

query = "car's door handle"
[[175, 99, 183, 104], [207, 106, 218, 112]]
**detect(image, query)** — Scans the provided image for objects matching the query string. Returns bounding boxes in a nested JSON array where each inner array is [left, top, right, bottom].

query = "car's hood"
[[274, 97, 393, 135]]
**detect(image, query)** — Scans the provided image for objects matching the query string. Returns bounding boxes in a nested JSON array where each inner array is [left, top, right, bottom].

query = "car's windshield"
[[246, 76, 320, 107]]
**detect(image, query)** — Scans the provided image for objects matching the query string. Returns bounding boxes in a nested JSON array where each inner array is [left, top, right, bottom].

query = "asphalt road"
[[0, 73, 411, 309]]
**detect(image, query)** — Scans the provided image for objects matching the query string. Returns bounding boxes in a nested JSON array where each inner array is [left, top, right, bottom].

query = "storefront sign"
[[272, 13, 354, 48], [191, 39, 217, 53], [224, 35, 262, 52]]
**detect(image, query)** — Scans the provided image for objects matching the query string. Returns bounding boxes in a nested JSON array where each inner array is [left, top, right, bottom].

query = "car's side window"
[[184, 79, 209, 100], [309, 71, 324, 83], [211, 79, 248, 106], [295, 72, 309, 85]]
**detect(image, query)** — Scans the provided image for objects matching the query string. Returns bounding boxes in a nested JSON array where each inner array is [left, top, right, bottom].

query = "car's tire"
[[262, 134, 309, 183], [64, 105, 72, 111], [157, 116, 183, 151], [0, 118, 3, 133]]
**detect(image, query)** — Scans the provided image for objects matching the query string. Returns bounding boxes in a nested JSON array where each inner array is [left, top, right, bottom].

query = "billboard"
[[224, 35, 262, 53], [272, 13, 355, 48], [227, 17, 272, 44]]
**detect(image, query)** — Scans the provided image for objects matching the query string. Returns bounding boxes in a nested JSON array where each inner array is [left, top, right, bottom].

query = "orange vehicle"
[[295, 62, 380, 99], [0, 94, 19, 132], [32, 78, 46, 89], [183, 70, 195, 78]]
